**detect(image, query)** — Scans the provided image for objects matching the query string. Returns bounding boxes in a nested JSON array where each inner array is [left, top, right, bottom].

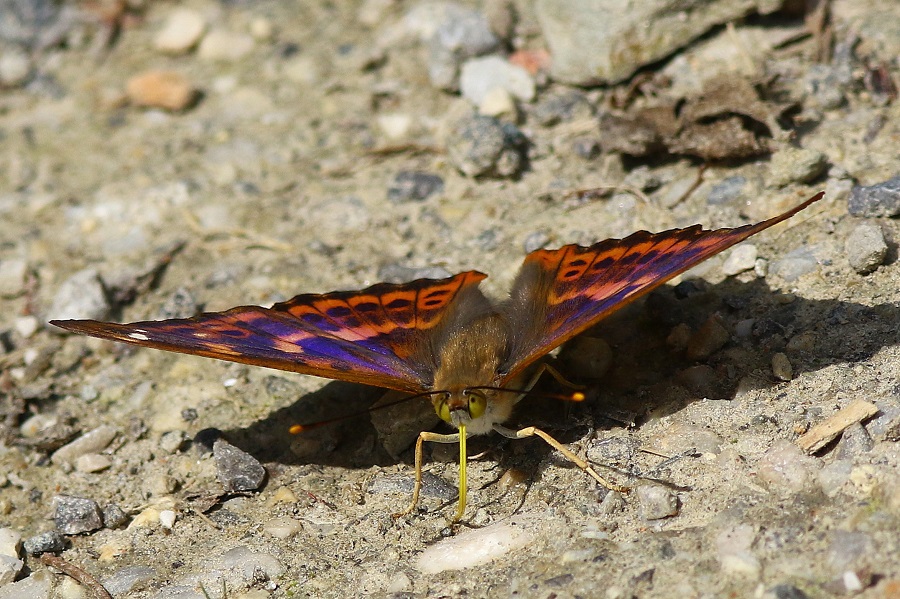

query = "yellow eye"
[[467, 391, 486, 419], [436, 399, 451, 423]]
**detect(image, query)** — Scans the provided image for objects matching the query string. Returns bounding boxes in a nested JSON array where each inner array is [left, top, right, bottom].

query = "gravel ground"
[[1, 1, 899, 598]]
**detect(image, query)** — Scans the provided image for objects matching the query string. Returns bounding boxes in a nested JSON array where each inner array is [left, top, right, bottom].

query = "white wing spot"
[[129, 332, 150, 341]]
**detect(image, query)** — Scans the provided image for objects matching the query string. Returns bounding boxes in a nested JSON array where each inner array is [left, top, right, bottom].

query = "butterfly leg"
[[393, 430, 462, 520], [492, 423, 629, 493]]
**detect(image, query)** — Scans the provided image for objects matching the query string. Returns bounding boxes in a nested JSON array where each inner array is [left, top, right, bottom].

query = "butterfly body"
[[51, 192, 825, 518]]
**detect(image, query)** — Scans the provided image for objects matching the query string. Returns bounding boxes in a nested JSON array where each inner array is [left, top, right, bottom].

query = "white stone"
[[249, 18, 274, 41], [198, 30, 254, 61], [460, 56, 535, 104], [415, 519, 535, 573], [377, 113, 412, 139], [51, 426, 118, 466], [722, 244, 759, 276], [263, 517, 303, 540], [0, 555, 24, 586], [13, 316, 39, 338], [154, 9, 206, 54], [159, 510, 176, 529], [74, 453, 112, 473], [478, 86, 517, 118], [0, 569, 51, 599]]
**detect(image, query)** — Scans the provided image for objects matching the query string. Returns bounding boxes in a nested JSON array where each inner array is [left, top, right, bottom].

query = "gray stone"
[[102, 503, 129, 529], [834, 422, 875, 459], [0, 258, 27, 297], [213, 439, 266, 492], [46, 268, 110, 325], [50, 425, 118, 466], [707, 176, 746, 205], [845, 223, 887, 274], [804, 64, 850, 110], [769, 246, 821, 281], [535, 0, 784, 85], [722, 244, 758, 276], [0, 570, 51, 599], [102, 565, 157, 596], [771, 352, 793, 381], [387, 171, 445, 202], [446, 114, 526, 177], [636, 484, 679, 520], [532, 91, 594, 126], [54, 495, 103, 535], [159, 429, 189, 453], [369, 472, 457, 501], [522, 230, 550, 253], [766, 147, 827, 188], [424, 4, 499, 89], [23, 531, 65, 555], [847, 175, 900, 217]]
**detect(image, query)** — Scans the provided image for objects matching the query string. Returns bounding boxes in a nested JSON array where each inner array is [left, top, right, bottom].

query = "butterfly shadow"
[[218, 275, 900, 498]]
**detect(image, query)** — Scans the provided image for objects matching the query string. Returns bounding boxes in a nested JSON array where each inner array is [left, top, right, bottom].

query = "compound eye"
[[435, 398, 451, 423], [467, 390, 486, 419]]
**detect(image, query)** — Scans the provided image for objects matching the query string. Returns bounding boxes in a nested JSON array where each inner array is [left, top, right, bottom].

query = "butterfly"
[[51, 191, 823, 520]]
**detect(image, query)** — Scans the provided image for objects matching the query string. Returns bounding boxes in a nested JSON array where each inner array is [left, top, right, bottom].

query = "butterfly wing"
[[499, 192, 824, 382], [51, 271, 488, 393]]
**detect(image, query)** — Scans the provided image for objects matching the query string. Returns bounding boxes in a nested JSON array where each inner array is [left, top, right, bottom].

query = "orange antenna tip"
[[571, 392, 585, 402], [289, 424, 306, 434]]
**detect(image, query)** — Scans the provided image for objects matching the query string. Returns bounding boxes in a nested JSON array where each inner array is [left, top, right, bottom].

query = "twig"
[[796, 399, 879, 454], [40, 554, 113, 599]]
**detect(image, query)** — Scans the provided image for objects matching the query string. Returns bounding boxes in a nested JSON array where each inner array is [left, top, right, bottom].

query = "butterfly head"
[[430, 386, 516, 436]]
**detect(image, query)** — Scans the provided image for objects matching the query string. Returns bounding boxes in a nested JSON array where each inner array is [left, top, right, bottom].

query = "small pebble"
[[0, 258, 27, 297], [219, 546, 284, 581], [197, 30, 255, 61], [147, 473, 177, 496], [158, 510, 176, 529], [153, 8, 205, 54], [756, 440, 820, 493], [415, 519, 534, 573], [0, 48, 30, 87], [376, 113, 412, 139], [685, 315, 730, 361], [14, 315, 39, 338], [707, 176, 746, 205], [102, 503, 128, 529], [676, 365, 720, 398], [571, 137, 600, 159], [0, 554, 23, 586], [23, 531, 66, 555], [766, 147, 827, 188], [387, 171, 445, 203], [460, 55, 535, 105], [847, 175, 900, 218], [786, 331, 816, 352], [263, 517, 303, 540], [421, 4, 499, 89], [101, 566, 157, 596], [478, 86, 517, 118], [531, 90, 593, 126], [771, 352, 793, 381], [666, 323, 692, 351], [51, 426, 118, 466], [559, 336, 612, 378], [74, 453, 111, 473], [446, 114, 525, 177], [834, 422, 875, 459], [47, 269, 110, 325], [635, 484, 678, 520], [598, 490, 625, 516], [126, 70, 198, 111], [769, 246, 820, 281], [369, 472, 457, 501], [722, 244, 758, 276], [845, 223, 887, 274], [0, 529, 21, 558], [734, 318, 755, 338], [54, 495, 103, 535], [213, 438, 267, 492], [159, 430, 189, 453]]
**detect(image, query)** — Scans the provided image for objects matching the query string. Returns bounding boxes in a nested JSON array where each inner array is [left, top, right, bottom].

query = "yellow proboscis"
[[455, 423, 467, 522]]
